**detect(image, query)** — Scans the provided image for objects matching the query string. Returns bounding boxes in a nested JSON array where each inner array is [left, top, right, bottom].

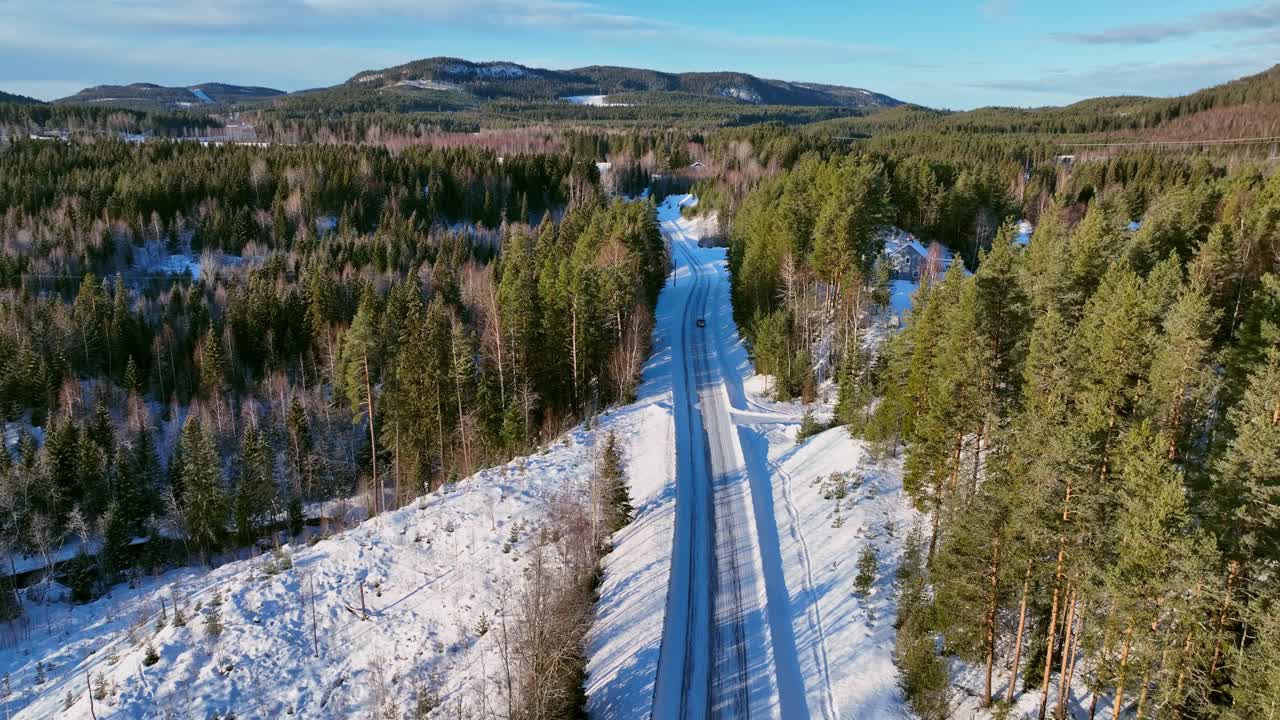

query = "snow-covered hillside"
[[6, 399, 668, 719]]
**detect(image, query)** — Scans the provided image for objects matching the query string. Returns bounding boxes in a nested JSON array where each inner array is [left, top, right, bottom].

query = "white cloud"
[[1053, 1, 1280, 45]]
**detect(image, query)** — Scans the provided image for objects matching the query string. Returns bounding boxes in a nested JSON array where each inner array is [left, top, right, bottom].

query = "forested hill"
[[0, 90, 43, 105], [54, 82, 286, 111], [811, 63, 1280, 139], [336, 56, 904, 108]]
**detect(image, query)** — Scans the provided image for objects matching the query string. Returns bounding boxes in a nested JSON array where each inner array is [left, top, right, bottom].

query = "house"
[[883, 229, 955, 282]]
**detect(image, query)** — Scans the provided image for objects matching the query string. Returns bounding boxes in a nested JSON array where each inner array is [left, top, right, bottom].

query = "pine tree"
[[199, 325, 227, 399], [855, 545, 878, 597], [1225, 598, 1280, 719], [1213, 345, 1280, 573], [1096, 423, 1213, 720], [102, 501, 132, 574], [286, 396, 313, 496], [596, 431, 631, 534], [1144, 283, 1219, 466]]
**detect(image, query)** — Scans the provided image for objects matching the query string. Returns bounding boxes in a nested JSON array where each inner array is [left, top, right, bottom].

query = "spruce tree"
[[177, 419, 226, 561], [338, 291, 382, 513], [234, 425, 277, 547]]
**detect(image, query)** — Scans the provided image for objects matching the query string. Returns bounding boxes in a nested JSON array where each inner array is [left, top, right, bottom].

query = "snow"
[[154, 254, 203, 280], [562, 95, 632, 107], [394, 79, 460, 92], [7, 395, 672, 719], [716, 86, 764, 103], [189, 88, 214, 104], [443, 62, 529, 79], [589, 194, 913, 719], [759, 426, 916, 719], [889, 279, 919, 321]]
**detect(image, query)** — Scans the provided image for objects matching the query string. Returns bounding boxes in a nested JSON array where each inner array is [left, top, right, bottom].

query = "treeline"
[[0, 139, 595, 240], [726, 150, 1016, 397], [0, 137, 665, 614], [854, 168, 1280, 717], [0, 102, 217, 136]]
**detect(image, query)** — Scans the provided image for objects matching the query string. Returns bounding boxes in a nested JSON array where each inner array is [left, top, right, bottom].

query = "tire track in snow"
[[652, 218, 714, 720]]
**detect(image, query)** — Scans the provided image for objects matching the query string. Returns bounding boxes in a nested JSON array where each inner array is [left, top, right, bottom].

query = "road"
[[651, 201, 809, 720]]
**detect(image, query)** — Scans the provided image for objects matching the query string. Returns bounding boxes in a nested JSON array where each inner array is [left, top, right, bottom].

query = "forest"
[[0, 137, 665, 621], [719, 121, 1280, 716]]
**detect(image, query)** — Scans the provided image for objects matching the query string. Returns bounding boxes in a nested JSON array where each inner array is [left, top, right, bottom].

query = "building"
[[883, 229, 955, 282]]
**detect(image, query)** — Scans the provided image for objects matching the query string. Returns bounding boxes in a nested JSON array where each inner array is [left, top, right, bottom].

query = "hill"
[[0, 90, 44, 105], [807, 63, 1280, 141], [56, 82, 285, 111], [337, 56, 903, 109]]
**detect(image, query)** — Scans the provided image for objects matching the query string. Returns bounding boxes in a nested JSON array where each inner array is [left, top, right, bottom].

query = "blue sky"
[[1, 0, 1276, 108]]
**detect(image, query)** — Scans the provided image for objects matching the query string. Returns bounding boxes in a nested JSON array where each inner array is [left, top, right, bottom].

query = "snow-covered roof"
[[883, 229, 929, 258]]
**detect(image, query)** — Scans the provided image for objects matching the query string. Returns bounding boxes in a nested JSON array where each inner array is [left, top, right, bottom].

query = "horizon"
[[2, 0, 1278, 110]]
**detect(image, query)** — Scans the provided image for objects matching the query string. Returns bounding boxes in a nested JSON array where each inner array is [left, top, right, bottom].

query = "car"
[[695, 318, 706, 328]]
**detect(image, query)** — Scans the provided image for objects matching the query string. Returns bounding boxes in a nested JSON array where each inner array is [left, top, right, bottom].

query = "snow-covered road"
[[590, 195, 916, 720], [651, 201, 808, 720]]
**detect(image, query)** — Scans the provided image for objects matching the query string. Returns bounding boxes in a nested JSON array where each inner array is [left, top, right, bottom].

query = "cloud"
[[8, 0, 677, 34], [965, 57, 1266, 99], [978, 0, 1018, 20], [1053, 2, 1280, 45], [1239, 27, 1280, 46]]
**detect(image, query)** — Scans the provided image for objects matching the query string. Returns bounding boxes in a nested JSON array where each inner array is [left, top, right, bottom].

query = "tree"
[[234, 424, 277, 548], [338, 291, 382, 514], [177, 419, 226, 561], [1213, 343, 1280, 574], [855, 545, 878, 597], [1144, 283, 1220, 466]]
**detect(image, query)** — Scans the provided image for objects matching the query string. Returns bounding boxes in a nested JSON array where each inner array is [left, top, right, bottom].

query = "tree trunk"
[[1209, 560, 1239, 681], [1007, 558, 1034, 704], [1038, 540, 1067, 720], [1055, 586, 1078, 720], [363, 353, 379, 517], [1062, 601, 1084, 719], [1112, 621, 1135, 720], [983, 533, 1001, 707]]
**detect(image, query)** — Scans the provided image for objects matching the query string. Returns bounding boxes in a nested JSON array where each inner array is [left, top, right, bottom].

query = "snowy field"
[[561, 95, 632, 107]]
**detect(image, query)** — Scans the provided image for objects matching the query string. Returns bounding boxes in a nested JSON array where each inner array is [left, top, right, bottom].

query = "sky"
[[0, 0, 1276, 109]]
